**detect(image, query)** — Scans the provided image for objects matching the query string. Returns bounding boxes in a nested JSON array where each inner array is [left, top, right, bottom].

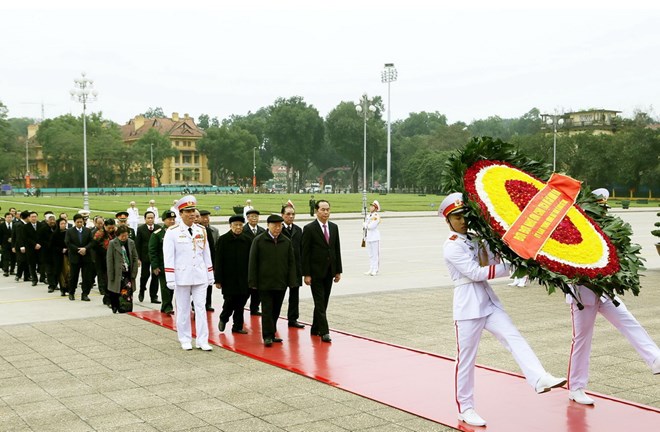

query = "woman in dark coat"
[[106, 225, 139, 313]]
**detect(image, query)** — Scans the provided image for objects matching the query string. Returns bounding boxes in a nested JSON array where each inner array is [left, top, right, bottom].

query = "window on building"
[[175, 168, 181, 181], [182, 152, 191, 165]]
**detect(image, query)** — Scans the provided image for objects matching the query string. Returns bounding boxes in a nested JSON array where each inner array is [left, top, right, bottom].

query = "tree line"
[[1, 99, 658, 195]]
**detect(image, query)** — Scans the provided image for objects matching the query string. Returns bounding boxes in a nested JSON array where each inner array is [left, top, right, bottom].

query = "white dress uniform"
[[444, 232, 550, 413], [127, 206, 140, 232], [164, 218, 215, 348], [566, 285, 660, 391], [363, 208, 381, 275]]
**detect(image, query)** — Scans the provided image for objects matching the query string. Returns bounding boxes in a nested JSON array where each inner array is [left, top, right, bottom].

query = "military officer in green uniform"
[[148, 210, 177, 314]]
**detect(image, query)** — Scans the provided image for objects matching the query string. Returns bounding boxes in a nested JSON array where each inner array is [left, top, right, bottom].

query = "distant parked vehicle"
[[324, 185, 333, 193]]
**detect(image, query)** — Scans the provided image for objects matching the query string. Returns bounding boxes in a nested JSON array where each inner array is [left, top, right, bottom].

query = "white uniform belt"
[[453, 277, 473, 287]]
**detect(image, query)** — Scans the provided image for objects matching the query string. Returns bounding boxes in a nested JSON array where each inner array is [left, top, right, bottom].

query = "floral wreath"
[[440, 137, 645, 304]]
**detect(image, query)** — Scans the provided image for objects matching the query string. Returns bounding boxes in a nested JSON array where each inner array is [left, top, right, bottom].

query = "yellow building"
[[542, 109, 621, 136], [121, 112, 211, 185]]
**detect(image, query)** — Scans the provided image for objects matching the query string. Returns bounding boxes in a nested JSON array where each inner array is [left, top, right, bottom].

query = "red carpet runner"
[[130, 310, 660, 431]]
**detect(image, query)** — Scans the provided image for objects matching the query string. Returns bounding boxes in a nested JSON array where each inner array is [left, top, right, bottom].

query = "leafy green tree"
[[197, 113, 219, 130], [36, 113, 125, 187], [0, 101, 21, 183], [142, 107, 165, 118], [198, 124, 260, 186], [266, 97, 324, 192], [133, 128, 179, 186], [223, 109, 272, 180], [326, 98, 385, 192], [393, 111, 447, 138]]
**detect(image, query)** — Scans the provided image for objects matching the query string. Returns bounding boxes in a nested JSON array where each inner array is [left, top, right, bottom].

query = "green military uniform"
[[149, 226, 173, 313]]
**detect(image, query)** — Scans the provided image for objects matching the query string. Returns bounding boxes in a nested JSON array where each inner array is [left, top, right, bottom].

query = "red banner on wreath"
[[502, 173, 582, 259]]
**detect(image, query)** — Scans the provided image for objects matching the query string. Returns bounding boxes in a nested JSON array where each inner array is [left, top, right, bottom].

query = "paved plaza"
[[0, 210, 658, 431]]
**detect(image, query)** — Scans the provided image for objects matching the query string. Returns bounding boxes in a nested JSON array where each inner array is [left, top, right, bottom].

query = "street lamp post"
[[150, 142, 155, 194], [355, 94, 376, 217], [70, 72, 98, 211], [543, 113, 564, 172], [381, 63, 397, 193], [252, 147, 257, 193]]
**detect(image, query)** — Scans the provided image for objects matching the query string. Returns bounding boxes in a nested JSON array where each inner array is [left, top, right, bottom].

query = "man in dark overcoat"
[[214, 215, 252, 334], [248, 214, 297, 346]]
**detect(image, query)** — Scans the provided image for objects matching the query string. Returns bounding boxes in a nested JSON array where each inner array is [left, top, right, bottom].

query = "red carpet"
[[130, 310, 660, 431]]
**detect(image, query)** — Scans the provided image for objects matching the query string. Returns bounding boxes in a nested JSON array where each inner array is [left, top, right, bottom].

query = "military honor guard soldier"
[[163, 196, 214, 351], [363, 199, 381, 276], [566, 188, 660, 405], [148, 210, 177, 315], [440, 192, 566, 427]]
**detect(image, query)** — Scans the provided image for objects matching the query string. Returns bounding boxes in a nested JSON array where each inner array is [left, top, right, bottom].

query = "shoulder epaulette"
[[167, 224, 179, 230], [449, 234, 458, 241], [154, 228, 162, 234]]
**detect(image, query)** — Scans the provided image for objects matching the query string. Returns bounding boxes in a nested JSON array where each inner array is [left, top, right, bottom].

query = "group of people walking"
[[163, 195, 343, 350]]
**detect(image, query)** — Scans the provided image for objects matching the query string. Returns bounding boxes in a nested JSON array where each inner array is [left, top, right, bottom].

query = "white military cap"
[[439, 192, 466, 218], [176, 195, 197, 211]]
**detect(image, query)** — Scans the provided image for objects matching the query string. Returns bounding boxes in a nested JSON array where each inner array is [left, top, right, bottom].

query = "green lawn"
[[0, 192, 445, 217], [2, 193, 656, 218]]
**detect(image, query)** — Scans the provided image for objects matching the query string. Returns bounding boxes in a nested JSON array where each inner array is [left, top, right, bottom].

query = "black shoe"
[[151, 299, 161, 304], [250, 311, 262, 316], [232, 329, 248, 334], [3, 272, 8, 277], [61, 291, 67, 297], [205, 306, 215, 312], [288, 321, 305, 328], [321, 334, 332, 343], [39, 278, 46, 284], [47, 288, 55, 293], [272, 337, 283, 343], [9, 270, 14, 275], [138, 292, 144, 302], [31, 280, 38, 286], [111, 306, 118, 314], [81, 295, 90, 301], [264, 338, 273, 347], [69, 293, 75, 301], [218, 320, 226, 332], [14, 276, 19, 282]]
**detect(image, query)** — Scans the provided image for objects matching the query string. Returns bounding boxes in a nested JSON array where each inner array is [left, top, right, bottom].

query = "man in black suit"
[[12, 210, 31, 283], [0, 212, 15, 276], [17, 211, 42, 286], [135, 211, 160, 303], [242, 209, 265, 316], [301, 199, 342, 342], [281, 203, 305, 329], [65, 213, 94, 301], [37, 213, 58, 291]]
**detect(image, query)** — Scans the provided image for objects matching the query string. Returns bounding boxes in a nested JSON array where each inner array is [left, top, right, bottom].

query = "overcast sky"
[[2, 1, 659, 126]]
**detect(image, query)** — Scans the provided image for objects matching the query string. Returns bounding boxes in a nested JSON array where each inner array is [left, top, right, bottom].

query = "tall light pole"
[[252, 147, 257, 193], [381, 63, 397, 193], [150, 142, 155, 194], [355, 94, 376, 217], [70, 72, 98, 211], [542, 112, 564, 172]]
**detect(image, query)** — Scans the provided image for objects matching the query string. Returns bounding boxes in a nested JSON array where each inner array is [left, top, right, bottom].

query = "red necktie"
[[322, 224, 329, 244]]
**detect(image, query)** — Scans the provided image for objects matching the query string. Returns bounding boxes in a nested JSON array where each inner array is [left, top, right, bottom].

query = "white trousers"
[[455, 308, 546, 412], [366, 241, 379, 273], [568, 300, 660, 390], [174, 283, 209, 346]]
